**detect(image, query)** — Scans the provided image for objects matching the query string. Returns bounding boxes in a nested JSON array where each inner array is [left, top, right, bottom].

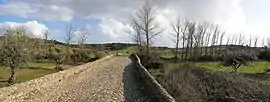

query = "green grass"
[[194, 61, 270, 74], [109, 46, 137, 54], [28, 62, 55, 68], [0, 62, 60, 88], [166, 61, 270, 74], [0, 68, 58, 83]]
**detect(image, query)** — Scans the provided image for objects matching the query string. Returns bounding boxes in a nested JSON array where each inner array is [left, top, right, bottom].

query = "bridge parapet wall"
[[130, 54, 176, 102]]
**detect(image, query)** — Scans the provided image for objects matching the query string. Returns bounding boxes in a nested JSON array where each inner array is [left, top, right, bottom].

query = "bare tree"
[[77, 27, 90, 50], [254, 36, 259, 47], [180, 20, 188, 60], [267, 37, 270, 48], [43, 30, 50, 57], [131, 0, 163, 60], [65, 24, 77, 45], [199, 22, 209, 56], [261, 37, 266, 47], [210, 25, 218, 57], [185, 21, 196, 59], [248, 34, 252, 47], [171, 17, 181, 60], [129, 17, 144, 52], [65, 23, 77, 61], [204, 24, 212, 56], [237, 33, 244, 46], [218, 32, 225, 57]]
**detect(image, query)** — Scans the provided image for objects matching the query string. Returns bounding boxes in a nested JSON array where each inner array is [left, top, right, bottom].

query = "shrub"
[[197, 55, 215, 62], [94, 51, 107, 59], [47, 46, 66, 70], [258, 49, 270, 61], [137, 52, 165, 69]]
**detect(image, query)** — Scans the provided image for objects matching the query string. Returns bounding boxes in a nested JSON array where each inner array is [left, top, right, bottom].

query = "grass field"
[[165, 61, 270, 74], [0, 62, 74, 88], [194, 61, 270, 74]]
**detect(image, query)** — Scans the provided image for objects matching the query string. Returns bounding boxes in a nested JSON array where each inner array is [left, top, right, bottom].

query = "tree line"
[[129, 0, 267, 63], [0, 25, 108, 83]]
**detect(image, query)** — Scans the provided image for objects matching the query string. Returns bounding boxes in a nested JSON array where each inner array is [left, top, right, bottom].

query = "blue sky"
[[0, 0, 269, 46]]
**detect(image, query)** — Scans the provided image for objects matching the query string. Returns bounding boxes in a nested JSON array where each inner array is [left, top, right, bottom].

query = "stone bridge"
[[0, 55, 175, 102]]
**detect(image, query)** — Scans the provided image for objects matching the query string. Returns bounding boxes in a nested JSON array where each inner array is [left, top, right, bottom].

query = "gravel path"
[[28, 56, 149, 102]]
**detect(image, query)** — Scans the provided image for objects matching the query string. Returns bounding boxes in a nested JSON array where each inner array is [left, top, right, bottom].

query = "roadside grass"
[[109, 46, 137, 54], [194, 61, 270, 74], [164, 61, 270, 74]]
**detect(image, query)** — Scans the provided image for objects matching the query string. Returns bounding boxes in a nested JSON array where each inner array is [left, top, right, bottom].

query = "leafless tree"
[[129, 17, 144, 52], [180, 21, 188, 59], [185, 21, 196, 59], [171, 17, 181, 60], [204, 24, 212, 56], [199, 22, 209, 56], [254, 36, 259, 47], [218, 32, 225, 57], [210, 25, 218, 57], [65, 24, 77, 45], [43, 30, 50, 57], [267, 37, 270, 48], [248, 34, 252, 47], [77, 27, 90, 50], [65, 23, 77, 61], [131, 0, 163, 60], [237, 33, 244, 46], [261, 37, 266, 47]]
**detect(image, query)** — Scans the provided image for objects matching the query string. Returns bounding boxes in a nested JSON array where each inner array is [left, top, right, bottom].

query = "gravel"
[[0, 56, 150, 102]]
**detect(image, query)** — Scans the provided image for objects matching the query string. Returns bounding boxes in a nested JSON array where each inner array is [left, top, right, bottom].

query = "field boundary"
[[130, 54, 176, 102], [0, 55, 115, 101]]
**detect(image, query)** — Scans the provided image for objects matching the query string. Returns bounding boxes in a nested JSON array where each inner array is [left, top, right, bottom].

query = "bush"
[[258, 49, 270, 61], [137, 52, 165, 69], [94, 51, 107, 59], [197, 55, 215, 61]]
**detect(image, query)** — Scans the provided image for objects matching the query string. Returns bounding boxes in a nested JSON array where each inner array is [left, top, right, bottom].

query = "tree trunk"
[[8, 67, 15, 83]]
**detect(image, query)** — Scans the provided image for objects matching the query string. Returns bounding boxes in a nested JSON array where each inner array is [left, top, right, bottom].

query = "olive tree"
[[48, 46, 66, 70], [0, 28, 30, 83]]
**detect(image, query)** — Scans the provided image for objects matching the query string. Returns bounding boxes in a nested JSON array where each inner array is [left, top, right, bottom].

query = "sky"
[[0, 0, 269, 47]]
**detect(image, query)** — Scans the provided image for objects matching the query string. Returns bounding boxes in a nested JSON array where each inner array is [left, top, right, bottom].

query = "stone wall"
[[130, 54, 176, 102]]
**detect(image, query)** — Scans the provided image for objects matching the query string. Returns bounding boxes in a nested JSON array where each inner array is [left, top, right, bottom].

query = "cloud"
[[86, 18, 133, 44], [35, 5, 74, 21], [0, 1, 36, 18], [0, 21, 49, 37], [0, 1, 74, 21], [0, 0, 251, 46]]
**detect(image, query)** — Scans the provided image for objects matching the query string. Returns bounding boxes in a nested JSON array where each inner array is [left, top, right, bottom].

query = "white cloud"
[[35, 5, 74, 21], [0, 1, 74, 21], [1, 0, 262, 46], [0, 21, 49, 38], [0, 1, 36, 18], [86, 18, 133, 43]]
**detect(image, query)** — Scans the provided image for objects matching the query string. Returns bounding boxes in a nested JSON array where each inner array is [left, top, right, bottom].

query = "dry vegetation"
[[155, 64, 270, 102]]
